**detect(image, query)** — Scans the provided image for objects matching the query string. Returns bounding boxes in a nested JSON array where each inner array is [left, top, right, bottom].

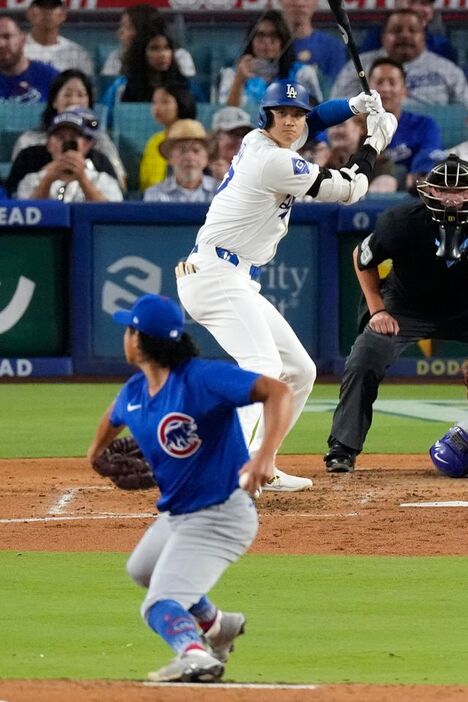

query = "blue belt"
[[191, 244, 262, 281]]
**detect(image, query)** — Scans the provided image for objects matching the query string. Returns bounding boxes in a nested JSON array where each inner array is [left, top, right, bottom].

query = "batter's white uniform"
[[177, 128, 367, 452]]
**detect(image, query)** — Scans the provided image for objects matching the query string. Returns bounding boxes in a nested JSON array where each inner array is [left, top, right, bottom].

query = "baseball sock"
[[189, 595, 219, 633], [147, 599, 205, 654]]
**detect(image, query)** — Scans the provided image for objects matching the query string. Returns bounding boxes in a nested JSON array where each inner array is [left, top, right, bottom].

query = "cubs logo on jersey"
[[157, 412, 202, 458]]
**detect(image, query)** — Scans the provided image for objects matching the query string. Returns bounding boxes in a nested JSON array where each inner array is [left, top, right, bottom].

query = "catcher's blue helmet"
[[429, 424, 468, 478], [258, 79, 312, 129]]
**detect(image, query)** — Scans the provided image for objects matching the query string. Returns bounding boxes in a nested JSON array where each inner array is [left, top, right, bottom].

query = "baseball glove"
[[92, 436, 156, 490]]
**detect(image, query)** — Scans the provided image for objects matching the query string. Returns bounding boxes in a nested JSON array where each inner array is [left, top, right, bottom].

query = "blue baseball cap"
[[113, 294, 185, 341]]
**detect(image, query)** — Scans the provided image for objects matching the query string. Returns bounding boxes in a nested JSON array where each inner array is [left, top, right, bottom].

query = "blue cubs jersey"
[[110, 358, 260, 515]]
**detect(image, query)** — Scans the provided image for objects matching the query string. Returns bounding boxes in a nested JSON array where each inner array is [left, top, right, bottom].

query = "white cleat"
[[262, 467, 313, 492], [204, 611, 246, 663], [147, 649, 224, 683]]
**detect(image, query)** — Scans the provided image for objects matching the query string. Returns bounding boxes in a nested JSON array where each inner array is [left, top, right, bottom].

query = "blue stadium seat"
[[402, 102, 468, 149], [111, 102, 161, 191], [0, 103, 44, 181]]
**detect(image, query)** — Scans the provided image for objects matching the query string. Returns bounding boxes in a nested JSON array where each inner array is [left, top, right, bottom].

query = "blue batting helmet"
[[258, 79, 312, 129], [429, 424, 468, 478]]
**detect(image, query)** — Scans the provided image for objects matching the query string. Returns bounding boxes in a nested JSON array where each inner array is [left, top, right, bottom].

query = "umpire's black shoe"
[[324, 441, 356, 473]]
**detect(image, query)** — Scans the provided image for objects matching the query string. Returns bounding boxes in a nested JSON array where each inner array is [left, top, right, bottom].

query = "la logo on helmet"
[[286, 84, 297, 99]]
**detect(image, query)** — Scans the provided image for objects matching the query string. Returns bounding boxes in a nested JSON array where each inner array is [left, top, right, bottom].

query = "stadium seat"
[[111, 102, 161, 192]]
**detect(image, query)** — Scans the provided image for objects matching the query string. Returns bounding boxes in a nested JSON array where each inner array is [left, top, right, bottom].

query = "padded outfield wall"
[[1, 198, 468, 379]]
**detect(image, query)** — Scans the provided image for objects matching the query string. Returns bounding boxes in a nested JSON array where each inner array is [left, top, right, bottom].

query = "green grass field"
[[2, 382, 468, 685], [2, 552, 468, 684], [2, 381, 466, 458]]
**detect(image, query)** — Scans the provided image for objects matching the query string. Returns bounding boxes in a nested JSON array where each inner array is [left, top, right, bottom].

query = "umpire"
[[324, 153, 468, 472]]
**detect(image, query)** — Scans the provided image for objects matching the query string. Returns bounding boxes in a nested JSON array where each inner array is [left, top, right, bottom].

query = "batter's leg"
[[247, 293, 317, 456], [177, 265, 284, 448]]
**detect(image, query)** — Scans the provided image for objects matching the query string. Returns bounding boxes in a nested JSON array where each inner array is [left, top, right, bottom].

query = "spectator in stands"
[[207, 141, 230, 183], [360, 0, 458, 64], [324, 115, 398, 193], [10, 69, 126, 190], [0, 15, 58, 102], [24, 0, 94, 75], [143, 119, 217, 203], [218, 10, 322, 108], [331, 9, 468, 107], [210, 106, 254, 165], [101, 3, 195, 79], [102, 29, 192, 126], [298, 135, 330, 167], [368, 57, 444, 193], [7, 107, 122, 201], [139, 82, 196, 192], [280, 0, 348, 82]]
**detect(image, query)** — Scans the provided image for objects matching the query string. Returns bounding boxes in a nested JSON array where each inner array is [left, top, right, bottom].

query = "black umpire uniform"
[[324, 154, 468, 472]]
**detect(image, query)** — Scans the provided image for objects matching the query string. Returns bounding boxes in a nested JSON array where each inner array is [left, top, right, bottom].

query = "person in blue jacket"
[[368, 57, 445, 193]]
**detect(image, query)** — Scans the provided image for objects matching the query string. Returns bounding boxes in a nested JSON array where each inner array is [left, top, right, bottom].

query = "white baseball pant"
[[176, 245, 316, 453]]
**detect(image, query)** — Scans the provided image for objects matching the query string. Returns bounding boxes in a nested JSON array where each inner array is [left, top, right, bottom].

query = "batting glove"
[[349, 89, 383, 115], [364, 110, 398, 154]]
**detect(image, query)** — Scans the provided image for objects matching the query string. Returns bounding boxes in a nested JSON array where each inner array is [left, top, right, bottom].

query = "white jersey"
[[196, 129, 321, 266], [25, 34, 94, 76]]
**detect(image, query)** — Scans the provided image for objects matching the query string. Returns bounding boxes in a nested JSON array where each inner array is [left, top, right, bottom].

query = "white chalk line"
[[262, 512, 360, 518], [0, 513, 155, 524], [143, 682, 319, 690], [400, 501, 468, 508], [47, 485, 113, 515]]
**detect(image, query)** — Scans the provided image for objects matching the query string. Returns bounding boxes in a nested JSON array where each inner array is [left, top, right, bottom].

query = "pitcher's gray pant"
[[126, 488, 258, 621], [328, 311, 468, 454]]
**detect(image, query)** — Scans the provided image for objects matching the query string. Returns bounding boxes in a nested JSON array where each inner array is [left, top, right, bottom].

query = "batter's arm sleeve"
[[307, 99, 353, 134], [87, 401, 125, 465]]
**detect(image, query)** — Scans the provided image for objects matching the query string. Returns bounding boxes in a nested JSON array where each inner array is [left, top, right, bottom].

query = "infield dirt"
[[1, 454, 467, 702]]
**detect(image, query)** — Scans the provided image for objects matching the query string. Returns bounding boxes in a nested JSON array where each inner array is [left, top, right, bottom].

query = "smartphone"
[[62, 139, 78, 153]]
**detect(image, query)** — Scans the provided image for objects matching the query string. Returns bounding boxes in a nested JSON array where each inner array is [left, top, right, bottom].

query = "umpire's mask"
[[417, 154, 468, 260]]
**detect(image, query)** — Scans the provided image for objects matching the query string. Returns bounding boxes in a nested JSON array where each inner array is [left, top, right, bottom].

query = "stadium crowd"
[[0, 0, 467, 201]]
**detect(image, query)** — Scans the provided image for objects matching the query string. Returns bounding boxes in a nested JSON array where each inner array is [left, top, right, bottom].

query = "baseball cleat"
[[204, 611, 246, 663], [324, 441, 356, 473], [147, 649, 224, 683], [262, 467, 313, 492]]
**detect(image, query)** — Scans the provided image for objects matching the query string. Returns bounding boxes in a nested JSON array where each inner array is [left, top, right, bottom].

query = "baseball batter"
[[87, 293, 293, 683], [176, 78, 397, 491]]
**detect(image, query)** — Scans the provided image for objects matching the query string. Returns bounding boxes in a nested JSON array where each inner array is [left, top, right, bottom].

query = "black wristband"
[[369, 308, 387, 319]]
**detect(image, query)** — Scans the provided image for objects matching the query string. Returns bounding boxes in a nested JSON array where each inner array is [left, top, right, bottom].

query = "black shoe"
[[324, 441, 356, 473]]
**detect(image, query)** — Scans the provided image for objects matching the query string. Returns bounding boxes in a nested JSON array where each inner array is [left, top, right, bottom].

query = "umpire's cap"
[[258, 79, 312, 129], [113, 294, 185, 341]]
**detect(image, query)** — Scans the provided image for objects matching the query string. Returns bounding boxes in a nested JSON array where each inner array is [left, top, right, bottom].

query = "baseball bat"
[[327, 0, 371, 94]]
